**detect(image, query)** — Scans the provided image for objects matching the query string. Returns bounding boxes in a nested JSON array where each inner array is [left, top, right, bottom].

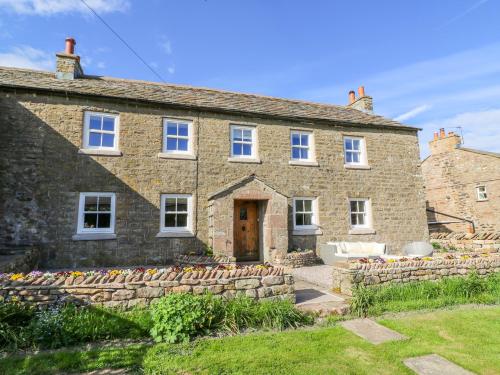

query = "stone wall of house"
[[332, 256, 500, 295], [422, 132, 500, 233], [430, 232, 500, 252], [0, 266, 294, 308], [0, 89, 428, 268], [271, 250, 322, 268]]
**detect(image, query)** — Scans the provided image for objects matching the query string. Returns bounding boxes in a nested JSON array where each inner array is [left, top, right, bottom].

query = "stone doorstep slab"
[[403, 354, 474, 375], [340, 319, 407, 345]]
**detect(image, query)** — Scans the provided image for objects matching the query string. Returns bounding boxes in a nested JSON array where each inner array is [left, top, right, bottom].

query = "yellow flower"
[[147, 268, 157, 275], [183, 267, 194, 273], [388, 259, 396, 263], [70, 271, 84, 277], [108, 270, 122, 276], [423, 257, 433, 261], [10, 273, 24, 281]]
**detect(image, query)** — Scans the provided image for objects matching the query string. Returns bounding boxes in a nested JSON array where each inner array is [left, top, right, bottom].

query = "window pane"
[[303, 200, 312, 212], [84, 196, 98, 211], [177, 213, 188, 227], [177, 139, 188, 151], [166, 137, 177, 150], [357, 213, 365, 225], [233, 129, 242, 142], [301, 134, 309, 146], [345, 139, 352, 150], [178, 124, 188, 136], [296, 213, 303, 226], [102, 117, 115, 131], [353, 139, 360, 150], [242, 144, 252, 156], [295, 200, 304, 212], [97, 213, 111, 228], [358, 201, 365, 212], [300, 148, 308, 159], [346, 152, 352, 163], [165, 198, 176, 212], [84, 213, 98, 228], [99, 196, 111, 212], [350, 201, 357, 213], [240, 208, 248, 220], [165, 214, 176, 227], [242, 129, 252, 142], [167, 123, 177, 135], [177, 198, 188, 212], [351, 213, 357, 225], [89, 116, 101, 130], [303, 213, 312, 225], [352, 152, 360, 163], [292, 147, 301, 159], [291, 133, 300, 146], [102, 133, 114, 148], [233, 143, 242, 155], [89, 132, 101, 147]]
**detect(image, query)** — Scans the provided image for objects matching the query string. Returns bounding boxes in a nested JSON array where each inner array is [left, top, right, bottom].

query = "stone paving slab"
[[403, 354, 474, 375], [294, 279, 349, 315], [340, 318, 407, 344], [292, 265, 333, 289]]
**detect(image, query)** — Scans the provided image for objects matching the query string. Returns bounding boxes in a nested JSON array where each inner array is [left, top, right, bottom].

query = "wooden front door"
[[234, 200, 259, 261]]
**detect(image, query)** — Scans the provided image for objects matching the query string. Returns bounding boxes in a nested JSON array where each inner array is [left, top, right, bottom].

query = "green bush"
[[431, 242, 442, 250], [350, 283, 376, 317], [0, 302, 35, 350]]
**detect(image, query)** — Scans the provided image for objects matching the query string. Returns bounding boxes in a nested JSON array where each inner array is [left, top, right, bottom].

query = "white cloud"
[[0, 0, 130, 15], [159, 38, 172, 55], [394, 104, 432, 122], [167, 65, 175, 75], [0, 45, 52, 70], [418, 109, 500, 156]]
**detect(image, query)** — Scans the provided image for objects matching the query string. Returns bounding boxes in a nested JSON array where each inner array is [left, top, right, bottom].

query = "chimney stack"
[[429, 128, 462, 155], [347, 85, 373, 113], [56, 37, 83, 80]]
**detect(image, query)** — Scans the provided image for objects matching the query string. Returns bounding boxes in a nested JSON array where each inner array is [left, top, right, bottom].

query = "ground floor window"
[[160, 194, 193, 233], [293, 197, 318, 229], [349, 198, 371, 228], [77, 193, 116, 233]]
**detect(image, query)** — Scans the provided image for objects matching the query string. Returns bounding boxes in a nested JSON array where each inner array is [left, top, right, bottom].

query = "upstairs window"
[[344, 136, 366, 165], [77, 193, 116, 234], [160, 194, 193, 233], [476, 186, 488, 201], [163, 119, 192, 154], [83, 112, 119, 150], [293, 198, 318, 229], [291, 131, 313, 161], [231, 125, 256, 158], [349, 198, 370, 228]]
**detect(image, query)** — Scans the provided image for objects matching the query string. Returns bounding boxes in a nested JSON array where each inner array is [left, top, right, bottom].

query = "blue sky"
[[1, 0, 499, 157]]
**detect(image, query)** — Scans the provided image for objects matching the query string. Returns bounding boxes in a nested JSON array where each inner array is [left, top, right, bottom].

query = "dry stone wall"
[[272, 250, 322, 268], [430, 232, 500, 252], [0, 266, 294, 308], [332, 256, 500, 295]]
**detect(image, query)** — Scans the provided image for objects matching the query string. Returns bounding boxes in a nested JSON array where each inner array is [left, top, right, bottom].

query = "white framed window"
[[349, 198, 371, 228], [291, 131, 314, 161], [230, 125, 257, 158], [163, 119, 193, 155], [344, 136, 367, 165], [160, 194, 193, 233], [83, 112, 119, 151], [293, 197, 318, 229], [77, 193, 116, 234], [476, 186, 488, 201]]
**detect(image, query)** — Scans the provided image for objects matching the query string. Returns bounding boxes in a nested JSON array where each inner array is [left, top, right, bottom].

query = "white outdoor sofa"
[[318, 241, 386, 265]]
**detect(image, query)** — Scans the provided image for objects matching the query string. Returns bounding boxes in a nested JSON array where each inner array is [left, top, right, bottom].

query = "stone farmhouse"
[[0, 38, 428, 268], [422, 129, 500, 233]]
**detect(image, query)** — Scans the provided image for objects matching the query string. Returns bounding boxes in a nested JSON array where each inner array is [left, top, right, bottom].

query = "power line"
[[79, 0, 167, 83]]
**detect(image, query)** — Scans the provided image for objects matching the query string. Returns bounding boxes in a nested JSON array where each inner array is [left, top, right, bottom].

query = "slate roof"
[[0, 66, 416, 130], [458, 147, 500, 159]]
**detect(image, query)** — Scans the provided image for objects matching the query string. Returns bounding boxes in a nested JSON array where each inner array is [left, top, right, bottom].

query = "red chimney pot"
[[358, 86, 365, 97], [65, 37, 76, 55], [348, 90, 356, 104], [433, 132, 439, 141], [439, 128, 445, 139]]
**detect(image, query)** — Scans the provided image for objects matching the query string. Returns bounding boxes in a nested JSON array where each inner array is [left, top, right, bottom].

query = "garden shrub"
[[350, 283, 375, 317]]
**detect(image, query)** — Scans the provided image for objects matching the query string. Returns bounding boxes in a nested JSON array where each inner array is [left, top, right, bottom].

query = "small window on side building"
[[476, 186, 488, 201]]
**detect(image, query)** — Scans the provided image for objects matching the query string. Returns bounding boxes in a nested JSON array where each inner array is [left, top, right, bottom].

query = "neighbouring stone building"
[[0, 38, 428, 268], [422, 129, 500, 233]]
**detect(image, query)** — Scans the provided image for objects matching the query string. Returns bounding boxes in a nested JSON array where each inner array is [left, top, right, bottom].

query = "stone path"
[[292, 265, 333, 289], [403, 354, 474, 375], [340, 318, 407, 344], [294, 279, 349, 315]]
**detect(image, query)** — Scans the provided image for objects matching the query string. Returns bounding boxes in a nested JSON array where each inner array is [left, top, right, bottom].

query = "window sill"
[[156, 231, 195, 238], [348, 228, 376, 235], [78, 149, 122, 157], [228, 157, 261, 164], [476, 199, 488, 202], [292, 228, 323, 236], [72, 233, 117, 241], [289, 160, 319, 167], [158, 153, 197, 160], [344, 164, 371, 170]]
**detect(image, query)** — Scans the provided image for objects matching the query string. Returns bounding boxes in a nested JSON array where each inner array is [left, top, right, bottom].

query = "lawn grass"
[[1, 305, 498, 375]]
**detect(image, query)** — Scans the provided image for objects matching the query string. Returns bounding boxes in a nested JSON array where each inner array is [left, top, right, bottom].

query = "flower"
[[422, 257, 433, 261], [10, 273, 24, 281], [108, 270, 122, 276], [70, 271, 84, 278], [146, 268, 157, 275], [27, 270, 43, 278], [387, 259, 396, 263]]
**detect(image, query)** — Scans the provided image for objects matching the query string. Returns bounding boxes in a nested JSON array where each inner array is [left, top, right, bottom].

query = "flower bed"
[[0, 264, 294, 308], [333, 253, 500, 295]]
